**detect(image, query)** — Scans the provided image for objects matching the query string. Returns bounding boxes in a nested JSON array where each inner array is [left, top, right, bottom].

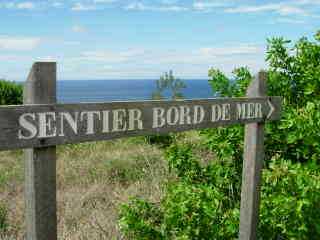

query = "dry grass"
[[0, 131, 208, 239], [0, 136, 170, 240]]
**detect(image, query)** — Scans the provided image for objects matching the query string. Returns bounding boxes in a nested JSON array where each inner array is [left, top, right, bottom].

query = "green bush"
[[146, 71, 186, 147], [119, 144, 320, 239], [259, 160, 320, 239], [0, 80, 23, 105], [119, 30, 320, 239], [119, 198, 164, 240], [119, 144, 240, 240], [203, 31, 320, 165], [151, 70, 186, 100]]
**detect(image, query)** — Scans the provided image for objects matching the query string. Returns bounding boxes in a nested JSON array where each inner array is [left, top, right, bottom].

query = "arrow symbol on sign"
[[267, 99, 275, 119]]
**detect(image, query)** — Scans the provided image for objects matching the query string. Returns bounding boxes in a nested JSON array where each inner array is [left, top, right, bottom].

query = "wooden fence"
[[0, 62, 281, 240]]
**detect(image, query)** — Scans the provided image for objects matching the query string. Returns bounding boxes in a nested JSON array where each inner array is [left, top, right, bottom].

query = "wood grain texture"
[[239, 71, 267, 240], [24, 62, 57, 240], [0, 97, 281, 151]]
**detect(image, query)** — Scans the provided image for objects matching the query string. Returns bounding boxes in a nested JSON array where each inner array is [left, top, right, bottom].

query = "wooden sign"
[[1, 63, 282, 240], [0, 97, 280, 150]]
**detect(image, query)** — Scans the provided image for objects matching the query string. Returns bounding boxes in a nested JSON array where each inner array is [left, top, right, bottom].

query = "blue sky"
[[0, 0, 319, 80]]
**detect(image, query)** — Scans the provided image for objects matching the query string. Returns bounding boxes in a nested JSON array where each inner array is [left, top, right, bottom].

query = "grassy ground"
[[0, 132, 203, 240]]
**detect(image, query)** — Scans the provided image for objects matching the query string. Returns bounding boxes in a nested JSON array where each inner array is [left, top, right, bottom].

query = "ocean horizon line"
[[15, 78, 210, 82]]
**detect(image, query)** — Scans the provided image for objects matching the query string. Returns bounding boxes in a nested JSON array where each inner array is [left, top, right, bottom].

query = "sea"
[[57, 79, 214, 103]]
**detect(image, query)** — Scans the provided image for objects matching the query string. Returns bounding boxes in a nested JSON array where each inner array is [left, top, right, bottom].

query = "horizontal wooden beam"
[[0, 97, 281, 151]]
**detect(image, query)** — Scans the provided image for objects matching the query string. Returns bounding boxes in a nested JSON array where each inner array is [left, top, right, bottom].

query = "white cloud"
[[193, 1, 231, 11], [51, 2, 63, 8], [225, 4, 274, 13], [102, 65, 114, 70], [77, 49, 146, 63], [150, 44, 263, 66], [161, 0, 179, 4], [0, 36, 41, 51], [225, 3, 308, 16], [1, 3, 13, 9], [36, 56, 57, 62], [1, 42, 265, 80], [273, 17, 306, 24], [125, 2, 188, 11], [199, 45, 262, 56], [70, 44, 263, 72], [71, 3, 97, 11], [72, 25, 87, 33], [0, 1, 35, 10], [16, 2, 35, 9], [277, 6, 307, 15], [125, 2, 145, 10], [292, 0, 320, 5], [93, 0, 117, 3]]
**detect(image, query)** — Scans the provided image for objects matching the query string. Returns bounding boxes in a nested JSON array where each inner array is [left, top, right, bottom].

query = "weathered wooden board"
[[0, 97, 281, 150], [24, 62, 57, 240], [239, 71, 266, 240]]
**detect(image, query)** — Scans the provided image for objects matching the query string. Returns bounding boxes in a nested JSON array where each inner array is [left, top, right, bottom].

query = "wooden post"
[[24, 62, 57, 240], [239, 71, 267, 240]]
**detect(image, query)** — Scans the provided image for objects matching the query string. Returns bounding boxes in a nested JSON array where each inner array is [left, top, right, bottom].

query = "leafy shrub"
[[0, 80, 23, 105], [146, 71, 186, 147], [151, 70, 186, 100], [203, 30, 320, 165], [119, 144, 240, 240], [259, 160, 320, 239], [119, 198, 164, 240], [119, 144, 320, 239], [201, 67, 251, 167], [208, 67, 251, 98], [119, 30, 320, 239]]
